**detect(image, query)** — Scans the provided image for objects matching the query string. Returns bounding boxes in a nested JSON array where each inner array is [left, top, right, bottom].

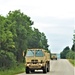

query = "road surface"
[[17, 59, 75, 75]]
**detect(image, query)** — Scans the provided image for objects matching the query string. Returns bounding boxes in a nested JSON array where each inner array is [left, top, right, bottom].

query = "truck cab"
[[51, 53, 57, 60]]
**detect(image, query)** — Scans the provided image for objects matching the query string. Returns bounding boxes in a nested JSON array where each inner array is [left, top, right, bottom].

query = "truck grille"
[[31, 60, 38, 64]]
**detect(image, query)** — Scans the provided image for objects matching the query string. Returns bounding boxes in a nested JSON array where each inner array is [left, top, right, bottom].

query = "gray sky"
[[0, 0, 75, 53]]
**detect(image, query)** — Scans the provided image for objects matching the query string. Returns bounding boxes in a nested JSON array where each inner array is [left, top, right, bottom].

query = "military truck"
[[51, 53, 57, 60], [25, 49, 50, 74]]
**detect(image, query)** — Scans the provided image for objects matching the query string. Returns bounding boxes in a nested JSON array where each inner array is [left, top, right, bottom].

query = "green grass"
[[0, 63, 25, 75], [68, 59, 75, 66]]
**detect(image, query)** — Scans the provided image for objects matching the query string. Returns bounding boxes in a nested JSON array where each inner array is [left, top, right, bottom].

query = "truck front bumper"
[[26, 63, 45, 69]]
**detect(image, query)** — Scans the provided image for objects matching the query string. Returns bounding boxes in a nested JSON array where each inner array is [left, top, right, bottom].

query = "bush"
[[66, 50, 75, 59], [0, 50, 16, 70], [0, 63, 25, 75], [68, 59, 75, 66]]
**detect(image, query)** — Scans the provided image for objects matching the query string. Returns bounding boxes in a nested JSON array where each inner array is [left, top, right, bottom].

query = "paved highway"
[[17, 59, 75, 75]]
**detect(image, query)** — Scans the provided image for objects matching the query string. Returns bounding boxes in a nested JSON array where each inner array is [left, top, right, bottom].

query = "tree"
[[0, 15, 5, 50], [40, 32, 49, 50], [60, 46, 70, 59], [66, 50, 75, 59], [71, 44, 75, 52], [27, 28, 49, 50], [7, 10, 33, 62]]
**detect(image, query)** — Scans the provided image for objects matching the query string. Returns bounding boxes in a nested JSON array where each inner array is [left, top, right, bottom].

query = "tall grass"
[[68, 59, 75, 66], [0, 63, 25, 75]]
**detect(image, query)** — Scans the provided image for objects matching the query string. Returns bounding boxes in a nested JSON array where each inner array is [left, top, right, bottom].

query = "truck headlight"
[[40, 64, 43, 66], [27, 64, 30, 66]]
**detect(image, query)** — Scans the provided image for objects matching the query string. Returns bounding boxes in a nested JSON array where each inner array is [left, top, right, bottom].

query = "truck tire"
[[26, 67, 29, 74], [56, 58, 57, 60], [43, 65, 47, 73], [51, 58, 53, 60], [47, 66, 50, 72], [47, 62, 50, 72]]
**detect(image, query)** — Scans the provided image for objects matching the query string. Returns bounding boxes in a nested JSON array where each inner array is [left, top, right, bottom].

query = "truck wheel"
[[43, 65, 47, 73], [47, 62, 50, 72], [51, 58, 53, 60], [26, 67, 29, 74], [47, 66, 50, 72]]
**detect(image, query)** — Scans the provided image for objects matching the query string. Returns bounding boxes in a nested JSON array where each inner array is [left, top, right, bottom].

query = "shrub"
[[66, 50, 75, 59], [0, 50, 16, 70]]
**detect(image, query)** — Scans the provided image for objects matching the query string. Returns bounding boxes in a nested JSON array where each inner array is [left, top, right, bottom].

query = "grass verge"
[[0, 63, 25, 75], [68, 59, 75, 66]]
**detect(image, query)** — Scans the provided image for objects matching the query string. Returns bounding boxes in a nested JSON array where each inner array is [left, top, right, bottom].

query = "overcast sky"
[[0, 0, 75, 53]]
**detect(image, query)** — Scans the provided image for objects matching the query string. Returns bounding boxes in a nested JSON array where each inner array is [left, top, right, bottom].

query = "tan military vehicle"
[[25, 49, 50, 74], [51, 53, 57, 60]]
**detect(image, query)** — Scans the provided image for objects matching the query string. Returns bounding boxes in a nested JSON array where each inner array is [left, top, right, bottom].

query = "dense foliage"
[[0, 10, 49, 70], [60, 45, 75, 60], [71, 44, 75, 52], [66, 50, 75, 59], [60, 46, 70, 59], [0, 50, 16, 70], [66, 44, 75, 60]]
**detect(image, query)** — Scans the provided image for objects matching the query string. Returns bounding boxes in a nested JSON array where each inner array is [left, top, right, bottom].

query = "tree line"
[[0, 10, 49, 70], [60, 44, 75, 59]]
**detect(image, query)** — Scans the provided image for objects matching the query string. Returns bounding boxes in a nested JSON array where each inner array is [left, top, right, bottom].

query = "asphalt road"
[[17, 59, 75, 75]]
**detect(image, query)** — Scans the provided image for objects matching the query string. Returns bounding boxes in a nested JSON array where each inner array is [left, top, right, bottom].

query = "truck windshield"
[[35, 50, 44, 57], [26, 50, 34, 56]]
